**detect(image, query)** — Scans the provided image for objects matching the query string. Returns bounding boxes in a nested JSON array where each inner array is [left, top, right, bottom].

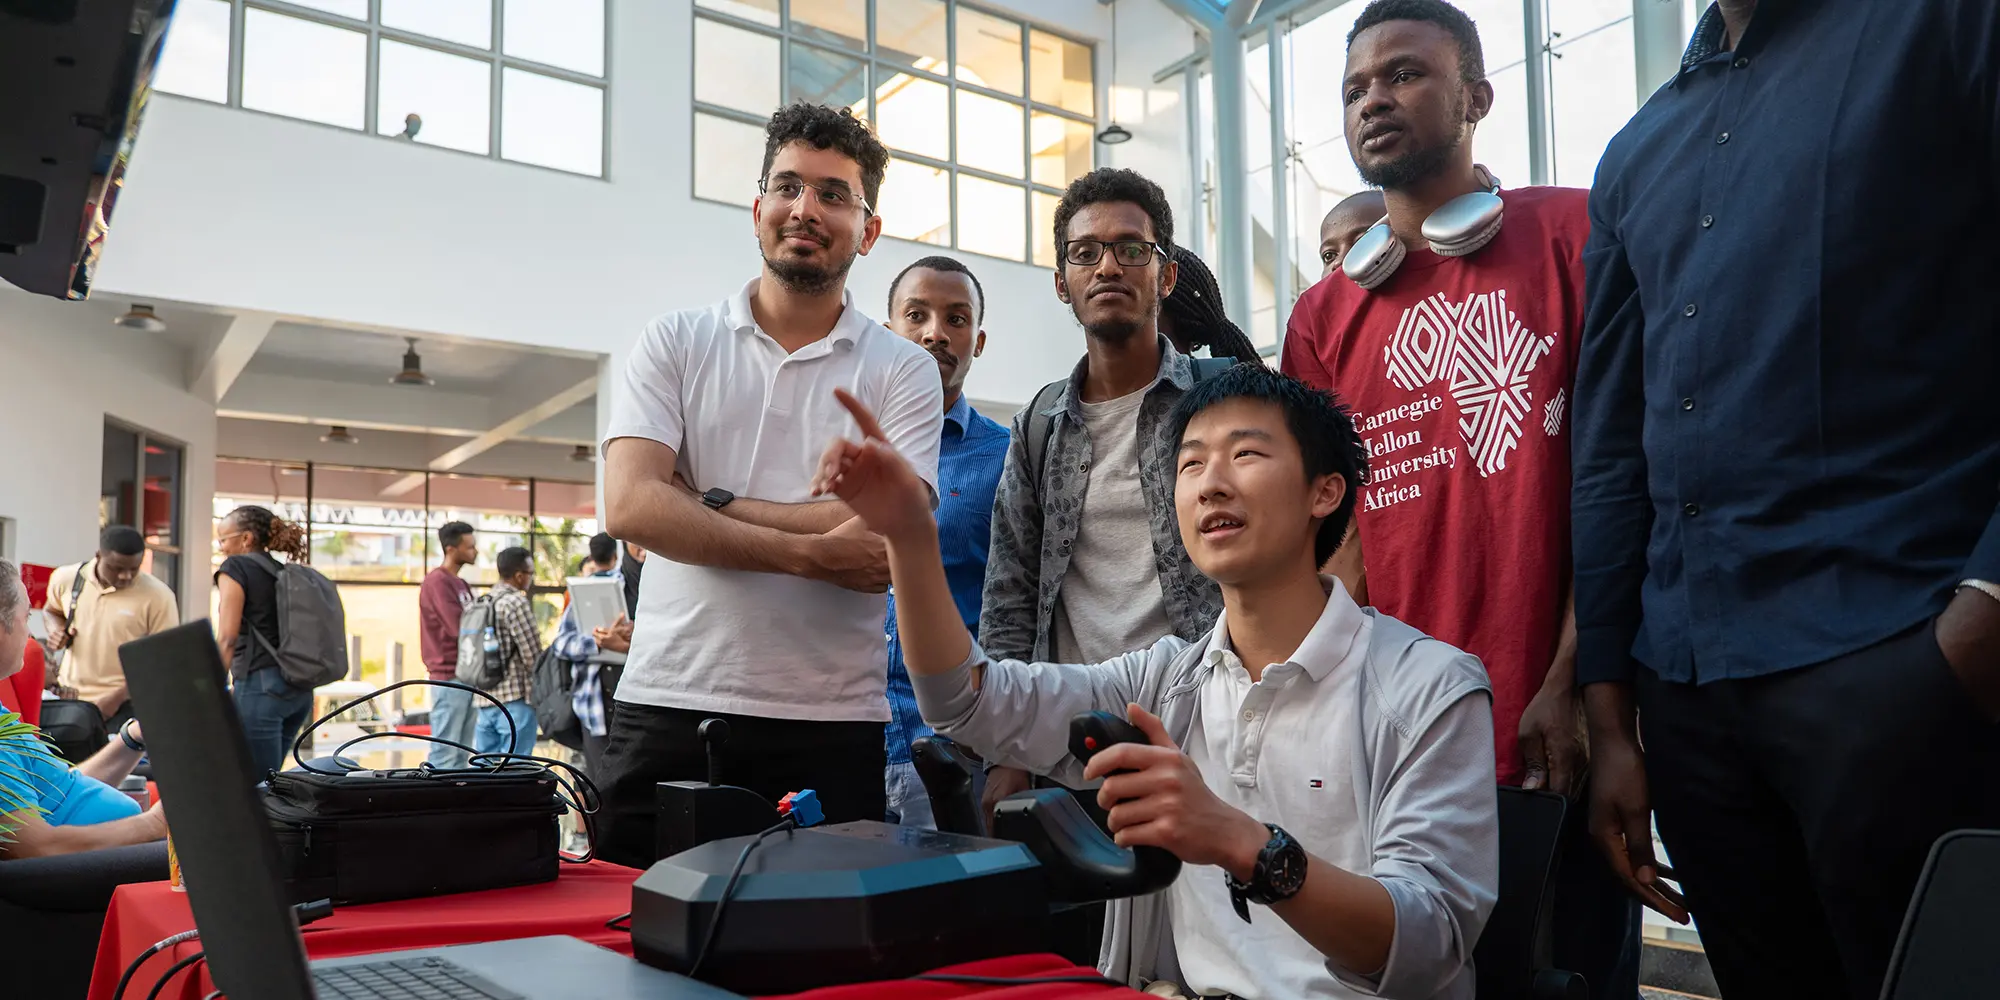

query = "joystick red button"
[[1084, 737, 1098, 750]]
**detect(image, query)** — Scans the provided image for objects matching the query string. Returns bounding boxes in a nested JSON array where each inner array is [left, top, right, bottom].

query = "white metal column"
[[1266, 21, 1293, 351]]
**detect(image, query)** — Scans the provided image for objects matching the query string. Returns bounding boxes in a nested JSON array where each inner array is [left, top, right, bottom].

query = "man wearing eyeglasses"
[[598, 102, 944, 867], [978, 170, 1227, 854]]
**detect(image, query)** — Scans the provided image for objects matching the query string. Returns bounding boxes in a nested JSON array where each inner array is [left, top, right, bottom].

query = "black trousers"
[[1549, 778, 1642, 1000], [1637, 620, 2000, 1000], [579, 664, 622, 785], [596, 700, 886, 869]]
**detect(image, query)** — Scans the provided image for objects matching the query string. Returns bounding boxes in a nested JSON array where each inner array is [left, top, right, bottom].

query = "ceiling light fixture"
[[390, 337, 434, 386], [571, 445, 595, 463], [1096, 1, 1131, 145], [320, 425, 359, 445], [114, 304, 166, 332], [504, 479, 530, 492]]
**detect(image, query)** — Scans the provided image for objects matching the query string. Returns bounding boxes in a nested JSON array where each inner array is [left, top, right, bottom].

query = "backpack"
[[529, 643, 583, 751], [247, 554, 350, 689], [1021, 355, 1234, 500], [455, 593, 506, 690]]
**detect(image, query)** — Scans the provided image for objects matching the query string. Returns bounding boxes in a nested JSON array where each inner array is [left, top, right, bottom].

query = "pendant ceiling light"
[[390, 337, 434, 386], [114, 304, 167, 332], [1096, 1, 1131, 144], [320, 425, 359, 445], [571, 445, 596, 463]]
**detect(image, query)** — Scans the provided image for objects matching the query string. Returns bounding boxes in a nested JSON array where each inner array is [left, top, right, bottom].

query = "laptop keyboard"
[[311, 955, 525, 999]]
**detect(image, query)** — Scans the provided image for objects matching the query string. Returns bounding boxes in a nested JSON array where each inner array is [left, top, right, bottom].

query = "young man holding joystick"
[[813, 366, 1499, 999]]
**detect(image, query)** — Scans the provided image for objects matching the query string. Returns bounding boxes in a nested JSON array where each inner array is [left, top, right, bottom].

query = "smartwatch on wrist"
[[700, 487, 735, 510], [1226, 823, 1308, 923], [118, 720, 146, 753]]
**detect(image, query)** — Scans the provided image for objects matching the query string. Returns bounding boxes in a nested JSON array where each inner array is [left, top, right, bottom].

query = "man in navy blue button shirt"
[[880, 256, 1010, 828], [1573, 2, 2000, 996]]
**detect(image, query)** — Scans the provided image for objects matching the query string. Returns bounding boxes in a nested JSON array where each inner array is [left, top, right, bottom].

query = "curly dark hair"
[[761, 102, 890, 214], [1050, 167, 1175, 263], [1162, 245, 1262, 363], [226, 505, 310, 562], [1168, 364, 1370, 567], [1349, 0, 1486, 84]]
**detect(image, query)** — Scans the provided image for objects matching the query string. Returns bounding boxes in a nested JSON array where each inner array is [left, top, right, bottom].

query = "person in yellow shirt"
[[41, 526, 179, 728]]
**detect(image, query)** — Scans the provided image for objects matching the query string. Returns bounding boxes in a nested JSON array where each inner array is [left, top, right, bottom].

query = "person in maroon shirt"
[[419, 520, 478, 768], [1279, 2, 1639, 996]]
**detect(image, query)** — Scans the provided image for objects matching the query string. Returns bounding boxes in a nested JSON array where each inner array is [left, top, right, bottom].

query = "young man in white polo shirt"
[[814, 365, 1499, 999], [599, 103, 944, 867]]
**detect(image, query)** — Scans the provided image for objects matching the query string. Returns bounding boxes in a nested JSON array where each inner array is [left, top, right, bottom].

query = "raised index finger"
[[833, 387, 890, 442]]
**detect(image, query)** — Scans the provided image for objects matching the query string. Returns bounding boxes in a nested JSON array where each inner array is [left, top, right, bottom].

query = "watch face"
[[1262, 827, 1308, 898]]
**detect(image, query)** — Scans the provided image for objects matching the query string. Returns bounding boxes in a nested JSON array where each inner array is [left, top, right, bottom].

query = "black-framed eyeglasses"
[[1061, 239, 1163, 268], [759, 176, 873, 217]]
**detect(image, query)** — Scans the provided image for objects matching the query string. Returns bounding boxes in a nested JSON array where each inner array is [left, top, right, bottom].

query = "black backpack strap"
[[1021, 377, 1068, 503]]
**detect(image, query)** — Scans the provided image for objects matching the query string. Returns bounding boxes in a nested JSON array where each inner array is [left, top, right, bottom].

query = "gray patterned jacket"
[[977, 337, 1224, 662]]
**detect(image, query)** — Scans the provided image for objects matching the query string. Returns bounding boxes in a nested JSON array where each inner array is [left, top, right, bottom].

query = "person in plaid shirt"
[[476, 546, 542, 757]]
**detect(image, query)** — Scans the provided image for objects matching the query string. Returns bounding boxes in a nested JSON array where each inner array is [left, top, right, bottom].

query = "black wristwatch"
[[1226, 823, 1307, 922], [118, 719, 146, 753], [700, 487, 735, 510]]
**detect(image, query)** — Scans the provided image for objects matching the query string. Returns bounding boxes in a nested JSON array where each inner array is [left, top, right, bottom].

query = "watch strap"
[[118, 720, 145, 753], [1959, 579, 2000, 605]]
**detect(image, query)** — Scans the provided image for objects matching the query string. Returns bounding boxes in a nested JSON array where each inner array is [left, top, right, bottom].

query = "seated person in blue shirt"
[[811, 367, 1498, 999], [877, 255, 1010, 828], [0, 558, 166, 858]]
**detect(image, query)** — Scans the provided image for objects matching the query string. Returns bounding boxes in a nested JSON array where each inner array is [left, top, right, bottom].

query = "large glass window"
[[690, 0, 1097, 263], [151, 0, 609, 177]]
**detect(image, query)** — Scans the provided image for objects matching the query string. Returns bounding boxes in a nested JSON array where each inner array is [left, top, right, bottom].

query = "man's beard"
[[1355, 97, 1467, 190], [761, 228, 860, 295], [1072, 284, 1157, 344]]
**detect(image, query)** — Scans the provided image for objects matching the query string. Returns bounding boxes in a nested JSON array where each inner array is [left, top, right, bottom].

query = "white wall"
[[91, 0, 1203, 411], [0, 289, 217, 617], [217, 419, 593, 484]]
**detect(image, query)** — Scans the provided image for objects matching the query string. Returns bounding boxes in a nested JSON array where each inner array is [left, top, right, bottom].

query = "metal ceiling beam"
[[187, 311, 276, 403], [378, 375, 599, 497]]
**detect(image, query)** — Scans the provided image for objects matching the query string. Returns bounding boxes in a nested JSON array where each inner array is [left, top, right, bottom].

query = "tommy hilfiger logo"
[[1308, 779, 1324, 789]]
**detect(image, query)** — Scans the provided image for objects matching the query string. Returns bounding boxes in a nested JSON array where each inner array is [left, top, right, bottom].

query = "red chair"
[[1, 641, 45, 726]]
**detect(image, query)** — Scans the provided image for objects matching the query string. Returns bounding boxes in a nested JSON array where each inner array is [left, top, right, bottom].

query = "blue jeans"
[[233, 667, 313, 778], [475, 699, 538, 757], [884, 759, 936, 829], [426, 684, 479, 769]]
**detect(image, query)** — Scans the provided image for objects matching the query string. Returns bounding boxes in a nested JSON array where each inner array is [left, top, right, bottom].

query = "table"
[[769, 954, 1147, 999], [87, 861, 642, 1000]]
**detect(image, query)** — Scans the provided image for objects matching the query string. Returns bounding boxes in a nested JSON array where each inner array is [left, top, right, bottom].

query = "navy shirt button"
[[1717, 131, 1731, 144], [1683, 303, 1699, 317], [1733, 56, 1749, 68], [1684, 503, 1701, 517], [1701, 214, 1715, 228], [1681, 398, 1696, 411]]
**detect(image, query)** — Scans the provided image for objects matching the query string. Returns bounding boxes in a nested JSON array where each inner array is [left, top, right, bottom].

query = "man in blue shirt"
[[1573, 3, 2000, 996], [880, 256, 1010, 828]]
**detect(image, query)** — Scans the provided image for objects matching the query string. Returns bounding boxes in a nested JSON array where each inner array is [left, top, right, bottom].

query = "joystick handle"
[[698, 718, 730, 787], [1068, 710, 1149, 767]]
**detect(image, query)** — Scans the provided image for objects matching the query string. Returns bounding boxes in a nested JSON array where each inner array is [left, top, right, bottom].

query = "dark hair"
[[761, 102, 890, 214], [1167, 365, 1370, 566], [1349, 0, 1486, 84], [438, 521, 475, 549], [1051, 168, 1175, 261], [1162, 246, 1263, 363], [497, 546, 533, 580], [588, 532, 618, 567], [99, 525, 145, 557], [225, 505, 310, 562], [887, 255, 987, 323]]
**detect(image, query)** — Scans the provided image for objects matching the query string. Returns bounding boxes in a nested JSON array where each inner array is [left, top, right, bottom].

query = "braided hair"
[[226, 505, 309, 562], [1162, 246, 1263, 364]]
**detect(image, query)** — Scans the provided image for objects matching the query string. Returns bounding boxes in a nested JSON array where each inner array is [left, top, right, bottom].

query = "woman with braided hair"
[[215, 504, 316, 775], [1158, 244, 1264, 364]]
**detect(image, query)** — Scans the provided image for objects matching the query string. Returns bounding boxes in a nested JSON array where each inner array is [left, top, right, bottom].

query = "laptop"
[[1880, 829, 2000, 999], [120, 621, 742, 1000]]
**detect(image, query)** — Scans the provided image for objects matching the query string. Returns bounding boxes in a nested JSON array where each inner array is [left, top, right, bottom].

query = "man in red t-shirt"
[[1281, 3, 1639, 996], [419, 521, 478, 768]]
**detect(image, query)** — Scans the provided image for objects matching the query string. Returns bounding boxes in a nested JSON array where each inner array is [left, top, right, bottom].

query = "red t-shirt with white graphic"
[[1281, 185, 1589, 786]]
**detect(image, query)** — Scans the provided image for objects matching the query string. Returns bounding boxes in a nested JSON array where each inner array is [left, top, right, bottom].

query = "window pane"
[[956, 175, 1025, 261], [152, 0, 229, 103], [954, 7, 1023, 95], [377, 41, 491, 154], [1550, 20, 1637, 187], [955, 90, 1023, 178], [790, 43, 867, 114], [696, 0, 779, 28], [1030, 111, 1091, 188], [1032, 189, 1059, 267], [503, 0, 605, 76], [501, 69, 604, 176], [242, 9, 367, 129], [793, 0, 864, 51], [1481, 63, 1534, 190], [1028, 30, 1092, 116], [143, 439, 182, 545], [1456, 0, 1528, 72], [285, 0, 367, 20], [1548, 0, 1631, 40], [313, 526, 428, 583], [694, 112, 764, 206], [695, 18, 779, 115], [879, 157, 949, 245], [876, 0, 947, 75], [382, 0, 492, 49], [875, 72, 949, 160]]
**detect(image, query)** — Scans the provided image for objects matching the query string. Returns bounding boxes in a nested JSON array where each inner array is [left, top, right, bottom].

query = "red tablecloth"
[[769, 954, 1146, 999], [87, 861, 643, 1000]]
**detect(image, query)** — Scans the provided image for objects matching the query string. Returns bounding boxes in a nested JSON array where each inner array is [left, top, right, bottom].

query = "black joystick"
[[991, 711, 1182, 902], [698, 718, 730, 787], [1068, 710, 1149, 766]]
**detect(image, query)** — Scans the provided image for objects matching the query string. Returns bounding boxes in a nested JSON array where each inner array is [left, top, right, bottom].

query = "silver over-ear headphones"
[[1342, 166, 1505, 291]]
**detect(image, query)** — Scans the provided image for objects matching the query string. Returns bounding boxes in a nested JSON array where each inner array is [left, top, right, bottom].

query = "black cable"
[[143, 950, 206, 1000], [605, 912, 631, 932], [913, 973, 1123, 986], [687, 817, 797, 979], [291, 679, 517, 773], [202, 992, 224, 1000], [110, 929, 200, 1000]]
